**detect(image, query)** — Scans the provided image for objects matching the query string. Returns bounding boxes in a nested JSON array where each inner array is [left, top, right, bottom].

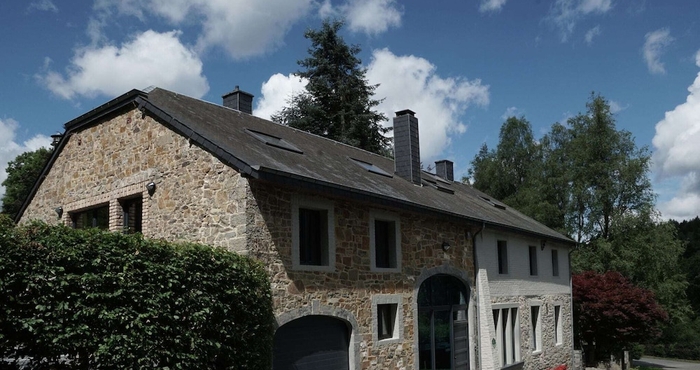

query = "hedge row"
[[644, 343, 700, 361], [0, 216, 273, 369]]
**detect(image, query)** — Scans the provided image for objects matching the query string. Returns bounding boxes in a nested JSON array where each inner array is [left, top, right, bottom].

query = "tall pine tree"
[[272, 20, 390, 155]]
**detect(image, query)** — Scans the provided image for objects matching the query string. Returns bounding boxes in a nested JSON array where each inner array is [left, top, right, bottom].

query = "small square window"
[[372, 295, 402, 346], [552, 249, 560, 277], [292, 197, 335, 271], [370, 211, 401, 272], [529, 246, 538, 276], [497, 240, 508, 274], [71, 205, 109, 230]]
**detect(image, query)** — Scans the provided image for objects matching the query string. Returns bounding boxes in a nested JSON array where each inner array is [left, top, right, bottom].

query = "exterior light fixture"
[[50, 133, 63, 148], [146, 181, 156, 195], [55, 206, 63, 219], [540, 239, 547, 251], [442, 241, 451, 252]]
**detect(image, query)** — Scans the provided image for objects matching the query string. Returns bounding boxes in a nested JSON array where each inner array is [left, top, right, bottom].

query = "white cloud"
[[480, 0, 507, 13], [608, 99, 628, 113], [255, 74, 309, 120], [584, 25, 601, 45], [652, 56, 700, 219], [643, 28, 673, 75], [37, 30, 209, 100], [695, 48, 700, 68], [29, 0, 58, 12], [501, 106, 520, 120], [319, 0, 402, 35], [547, 0, 612, 42], [366, 48, 489, 160], [0, 118, 51, 203], [94, 0, 314, 59]]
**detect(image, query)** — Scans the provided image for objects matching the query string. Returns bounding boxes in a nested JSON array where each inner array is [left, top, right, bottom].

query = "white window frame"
[[554, 302, 563, 346], [530, 300, 543, 354], [369, 210, 401, 272], [492, 303, 521, 367], [291, 196, 335, 272], [372, 294, 403, 346]]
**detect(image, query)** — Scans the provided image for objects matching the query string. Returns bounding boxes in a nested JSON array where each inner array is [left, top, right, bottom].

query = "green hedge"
[[0, 216, 273, 369]]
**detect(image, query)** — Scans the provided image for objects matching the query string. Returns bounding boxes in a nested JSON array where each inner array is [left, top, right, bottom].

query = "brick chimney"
[[435, 160, 454, 182], [222, 86, 254, 114], [393, 109, 421, 185]]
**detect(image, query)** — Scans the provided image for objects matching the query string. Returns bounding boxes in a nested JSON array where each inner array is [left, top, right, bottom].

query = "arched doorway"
[[273, 315, 350, 370], [418, 274, 470, 370]]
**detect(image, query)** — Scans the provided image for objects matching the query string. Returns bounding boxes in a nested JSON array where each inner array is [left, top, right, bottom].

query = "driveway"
[[633, 357, 700, 370]]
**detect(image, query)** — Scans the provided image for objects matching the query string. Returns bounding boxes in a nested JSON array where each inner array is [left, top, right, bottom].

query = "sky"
[[1, 0, 700, 220]]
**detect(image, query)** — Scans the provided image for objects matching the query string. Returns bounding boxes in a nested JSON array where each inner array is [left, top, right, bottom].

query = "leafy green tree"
[[272, 19, 390, 155], [1, 147, 52, 220]]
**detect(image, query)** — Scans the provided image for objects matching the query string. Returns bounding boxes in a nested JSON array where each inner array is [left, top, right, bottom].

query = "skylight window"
[[421, 178, 455, 194], [480, 195, 506, 210], [349, 158, 392, 178], [245, 129, 303, 154]]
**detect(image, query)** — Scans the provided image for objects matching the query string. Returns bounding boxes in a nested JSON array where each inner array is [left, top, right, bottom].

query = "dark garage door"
[[273, 315, 350, 370]]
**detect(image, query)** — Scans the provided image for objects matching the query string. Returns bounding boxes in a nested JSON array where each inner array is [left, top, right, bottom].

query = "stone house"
[[18, 86, 575, 370]]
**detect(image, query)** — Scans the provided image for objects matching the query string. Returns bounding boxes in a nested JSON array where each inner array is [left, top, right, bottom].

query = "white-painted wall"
[[476, 230, 570, 297]]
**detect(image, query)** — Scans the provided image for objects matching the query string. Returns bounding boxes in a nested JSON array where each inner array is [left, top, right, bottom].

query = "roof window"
[[245, 128, 303, 154], [349, 157, 393, 178]]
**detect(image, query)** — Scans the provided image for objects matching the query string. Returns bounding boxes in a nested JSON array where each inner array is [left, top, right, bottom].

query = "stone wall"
[[246, 181, 476, 370], [21, 107, 248, 253], [492, 293, 573, 370]]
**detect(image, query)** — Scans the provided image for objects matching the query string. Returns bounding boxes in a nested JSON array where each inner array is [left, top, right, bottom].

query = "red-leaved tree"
[[573, 271, 667, 364]]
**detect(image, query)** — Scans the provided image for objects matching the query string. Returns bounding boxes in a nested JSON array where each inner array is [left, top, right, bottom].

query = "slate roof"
[[21, 87, 574, 245]]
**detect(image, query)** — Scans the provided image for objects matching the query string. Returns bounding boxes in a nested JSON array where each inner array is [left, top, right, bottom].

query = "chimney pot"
[[222, 86, 254, 114], [435, 160, 454, 182]]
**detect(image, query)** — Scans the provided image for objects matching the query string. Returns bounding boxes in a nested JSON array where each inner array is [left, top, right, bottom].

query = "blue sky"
[[1, 0, 700, 220]]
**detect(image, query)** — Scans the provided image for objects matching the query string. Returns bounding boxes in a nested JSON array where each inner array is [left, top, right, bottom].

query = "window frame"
[[492, 303, 521, 367], [119, 196, 143, 234], [529, 245, 538, 276], [530, 301, 543, 354], [369, 210, 401, 272], [497, 240, 509, 275], [71, 203, 110, 230], [372, 294, 403, 346], [551, 249, 560, 277], [554, 303, 563, 346], [291, 196, 335, 272]]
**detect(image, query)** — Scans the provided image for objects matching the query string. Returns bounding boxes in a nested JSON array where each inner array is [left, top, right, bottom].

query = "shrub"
[[0, 218, 273, 369]]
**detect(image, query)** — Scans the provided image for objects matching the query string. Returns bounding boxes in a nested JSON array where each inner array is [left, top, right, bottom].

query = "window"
[[378, 304, 398, 340], [552, 249, 560, 277], [554, 304, 563, 345], [531, 304, 542, 353], [120, 197, 142, 234], [370, 211, 401, 272], [493, 305, 520, 367], [497, 240, 508, 274], [292, 197, 335, 271], [372, 295, 402, 345], [529, 246, 538, 276], [72, 205, 109, 230]]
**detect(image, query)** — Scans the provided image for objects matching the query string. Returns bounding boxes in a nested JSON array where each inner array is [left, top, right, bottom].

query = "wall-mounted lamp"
[[50, 133, 63, 148], [540, 239, 547, 251], [55, 206, 63, 219], [442, 241, 451, 252], [146, 181, 156, 196]]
